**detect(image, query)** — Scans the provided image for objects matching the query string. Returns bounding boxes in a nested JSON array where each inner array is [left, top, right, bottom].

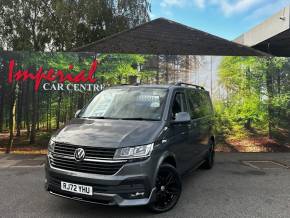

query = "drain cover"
[[242, 160, 288, 169]]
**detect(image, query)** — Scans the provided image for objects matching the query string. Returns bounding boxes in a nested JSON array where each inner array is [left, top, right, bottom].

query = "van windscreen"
[[80, 88, 168, 121]]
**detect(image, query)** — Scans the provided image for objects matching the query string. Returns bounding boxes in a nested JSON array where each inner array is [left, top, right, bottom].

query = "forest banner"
[[0, 52, 289, 153]]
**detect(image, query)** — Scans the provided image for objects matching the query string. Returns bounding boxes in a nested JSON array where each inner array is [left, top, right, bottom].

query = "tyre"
[[201, 141, 215, 169], [148, 164, 182, 213]]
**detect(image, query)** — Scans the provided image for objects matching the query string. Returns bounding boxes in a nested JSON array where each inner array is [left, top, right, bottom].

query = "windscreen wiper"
[[82, 116, 107, 119], [119, 118, 160, 121]]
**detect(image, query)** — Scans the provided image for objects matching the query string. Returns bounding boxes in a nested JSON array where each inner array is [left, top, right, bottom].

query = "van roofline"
[[109, 83, 206, 91]]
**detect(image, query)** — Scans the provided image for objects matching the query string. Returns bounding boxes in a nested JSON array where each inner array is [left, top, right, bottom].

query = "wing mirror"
[[74, 109, 81, 118], [171, 112, 191, 124]]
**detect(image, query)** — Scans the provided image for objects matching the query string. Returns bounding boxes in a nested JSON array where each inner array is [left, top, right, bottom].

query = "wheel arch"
[[153, 152, 177, 186], [162, 155, 177, 168]]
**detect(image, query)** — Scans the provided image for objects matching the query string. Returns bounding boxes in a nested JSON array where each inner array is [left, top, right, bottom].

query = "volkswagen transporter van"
[[45, 82, 215, 213]]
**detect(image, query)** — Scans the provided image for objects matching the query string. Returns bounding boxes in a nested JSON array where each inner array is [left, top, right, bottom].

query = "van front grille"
[[54, 143, 116, 159], [50, 143, 125, 175], [49, 155, 124, 175]]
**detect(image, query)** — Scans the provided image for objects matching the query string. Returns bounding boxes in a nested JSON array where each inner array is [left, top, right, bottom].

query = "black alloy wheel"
[[148, 164, 182, 213]]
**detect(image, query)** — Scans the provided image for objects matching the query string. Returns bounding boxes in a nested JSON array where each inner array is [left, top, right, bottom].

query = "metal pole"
[[210, 56, 213, 96]]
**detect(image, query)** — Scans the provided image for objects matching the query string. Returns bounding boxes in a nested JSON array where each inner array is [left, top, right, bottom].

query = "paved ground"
[[0, 154, 45, 168], [0, 153, 290, 218]]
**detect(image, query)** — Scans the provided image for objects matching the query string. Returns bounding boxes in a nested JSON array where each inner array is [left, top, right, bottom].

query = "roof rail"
[[175, 82, 205, 90], [120, 83, 139, 86]]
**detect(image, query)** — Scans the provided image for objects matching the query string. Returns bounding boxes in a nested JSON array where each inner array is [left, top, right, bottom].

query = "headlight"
[[48, 139, 55, 152], [114, 143, 154, 160]]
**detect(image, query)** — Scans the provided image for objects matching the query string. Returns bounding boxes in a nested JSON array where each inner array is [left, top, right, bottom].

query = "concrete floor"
[[0, 153, 290, 218]]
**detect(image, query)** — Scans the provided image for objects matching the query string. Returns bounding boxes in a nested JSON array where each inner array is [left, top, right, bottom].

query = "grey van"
[[45, 82, 215, 212]]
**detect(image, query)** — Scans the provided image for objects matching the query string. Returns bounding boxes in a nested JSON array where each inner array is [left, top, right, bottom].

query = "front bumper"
[[45, 155, 158, 206]]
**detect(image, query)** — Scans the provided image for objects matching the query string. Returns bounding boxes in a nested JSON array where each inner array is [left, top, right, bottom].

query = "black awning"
[[252, 29, 290, 57], [73, 18, 267, 56]]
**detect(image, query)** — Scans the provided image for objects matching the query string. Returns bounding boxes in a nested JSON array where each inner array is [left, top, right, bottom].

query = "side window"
[[187, 90, 202, 119], [188, 90, 213, 119], [171, 92, 187, 120], [201, 92, 213, 116]]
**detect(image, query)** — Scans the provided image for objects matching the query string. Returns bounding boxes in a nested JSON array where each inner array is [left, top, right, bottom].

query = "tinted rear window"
[[187, 90, 212, 119]]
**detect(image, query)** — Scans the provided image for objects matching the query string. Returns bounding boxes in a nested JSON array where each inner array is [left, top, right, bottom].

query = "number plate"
[[61, 181, 93, 196]]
